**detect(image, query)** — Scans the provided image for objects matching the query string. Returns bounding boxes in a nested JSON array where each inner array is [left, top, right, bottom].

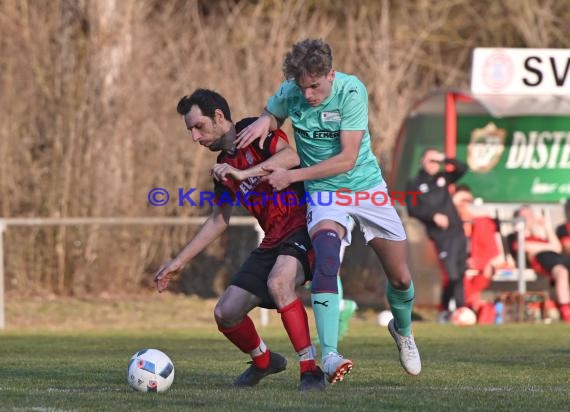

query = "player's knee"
[[214, 300, 239, 329], [552, 264, 569, 281], [310, 229, 342, 292], [267, 274, 288, 297], [213, 302, 226, 326], [389, 276, 411, 290], [387, 268, 412, 289]]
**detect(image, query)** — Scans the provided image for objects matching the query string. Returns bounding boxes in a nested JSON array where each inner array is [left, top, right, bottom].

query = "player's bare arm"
[[211, 139, 300, 182], [265, 130, 363, 191], [235, 109, 283, 149], [154, 205, 233, 292], [211, 163, 245, 182], [211, 138, 299, 182]]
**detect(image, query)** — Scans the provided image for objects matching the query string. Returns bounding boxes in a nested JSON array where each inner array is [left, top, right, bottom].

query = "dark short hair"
[[421, 147, 439, 158], [283, 38, 332, 81], [176, 89, 232, 122]]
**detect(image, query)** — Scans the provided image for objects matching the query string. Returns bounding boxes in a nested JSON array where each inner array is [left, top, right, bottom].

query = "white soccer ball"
[[377, 310, 394, 327], [127, 349, 175, 393], [451, 307, 477, 326]]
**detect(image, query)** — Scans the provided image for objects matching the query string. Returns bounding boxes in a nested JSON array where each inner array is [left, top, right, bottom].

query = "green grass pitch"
[[1, 321, 569, 411]]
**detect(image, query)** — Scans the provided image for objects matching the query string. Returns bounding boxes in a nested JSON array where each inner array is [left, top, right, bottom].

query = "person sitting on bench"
[[507, 205, 570, 323]]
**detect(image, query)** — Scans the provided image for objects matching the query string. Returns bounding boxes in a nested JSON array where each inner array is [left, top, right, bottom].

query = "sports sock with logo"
[[219, 315, 270, 368], [310, 229, 342, 357], [278, 298, 316, 374], [312, 292, 340, 357], [386, 281, 415, 337]]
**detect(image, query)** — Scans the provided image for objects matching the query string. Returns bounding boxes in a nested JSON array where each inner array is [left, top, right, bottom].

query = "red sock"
[[278, 298, 311, 351], [251, 348, 271, 369], [299, 359, 317, 374], [559, 303, 570, 322], [279, 298, 316, 374], [219, 316, 270, 368]]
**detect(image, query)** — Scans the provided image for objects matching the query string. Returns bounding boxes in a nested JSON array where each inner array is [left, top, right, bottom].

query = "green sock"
[[386, 281, 415, 337], [337, 275, 344, 302], [311, 292, 340, 357]]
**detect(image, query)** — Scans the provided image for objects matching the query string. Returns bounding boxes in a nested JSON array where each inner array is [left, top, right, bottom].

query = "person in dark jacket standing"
[[406, 148, 469, 322]]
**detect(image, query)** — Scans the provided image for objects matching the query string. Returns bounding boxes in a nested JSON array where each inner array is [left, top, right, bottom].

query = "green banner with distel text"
[[456, 116, 570, 203]]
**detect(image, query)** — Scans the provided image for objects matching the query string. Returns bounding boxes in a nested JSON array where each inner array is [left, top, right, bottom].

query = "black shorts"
[[230, 228, 313, 309], [534, 251, 570, 280]]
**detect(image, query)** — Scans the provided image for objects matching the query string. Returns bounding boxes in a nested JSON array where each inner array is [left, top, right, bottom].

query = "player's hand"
[[235, 115, 271, 149], [154, 259, 183, 293], [261, 166, 291, 191], [433, 213, 449, 229], [211, 163, 244, 182]]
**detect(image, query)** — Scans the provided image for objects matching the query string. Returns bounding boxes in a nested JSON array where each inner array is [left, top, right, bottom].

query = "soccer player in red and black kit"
[[508, 205, 570, 322], [154, 89, 325, 390]]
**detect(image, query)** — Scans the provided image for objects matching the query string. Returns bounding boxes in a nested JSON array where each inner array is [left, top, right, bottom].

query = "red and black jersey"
[[506, 233, 560, 277], [213, 117, 307, 248]]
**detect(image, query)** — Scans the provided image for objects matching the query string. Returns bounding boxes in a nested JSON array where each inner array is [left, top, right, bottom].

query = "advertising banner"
[[471, 48, 570, 95], [470, 48, 570, 116], [456, 116, 570, 202]]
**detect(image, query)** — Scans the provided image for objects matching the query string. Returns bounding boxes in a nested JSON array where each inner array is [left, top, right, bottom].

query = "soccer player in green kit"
[[236, 38, 421, 383]]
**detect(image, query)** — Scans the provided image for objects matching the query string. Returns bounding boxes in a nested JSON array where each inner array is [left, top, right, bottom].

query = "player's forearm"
[[545, 222, 561, 249], [240, 147, 300, 179], [288, 154, 355, 184], [173, 214, 229, 267], [261, 109, 282, 131], [444, 158, 469, 182]]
